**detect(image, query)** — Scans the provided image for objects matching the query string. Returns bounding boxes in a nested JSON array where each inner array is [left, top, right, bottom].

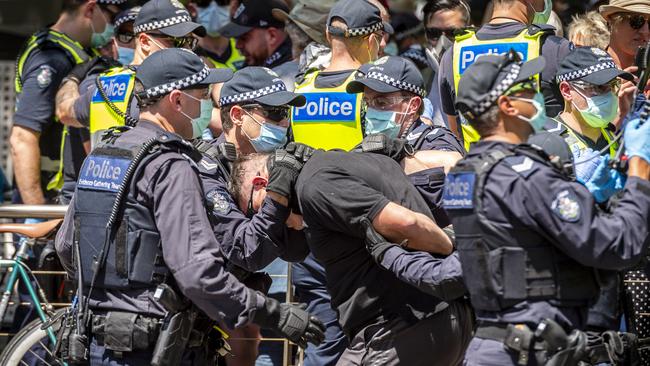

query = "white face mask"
[[433, 34, 453, 60]]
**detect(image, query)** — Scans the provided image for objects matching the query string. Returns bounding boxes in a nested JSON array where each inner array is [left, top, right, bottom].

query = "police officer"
[[444, 51, 650, 365], [54, 48, 324, 364], [11, 0, 123, 206], [438, 0, 570, 150], [230, 149, 474, 366], [191, 0, 245, 71], [290, 0, 391, 151], [390, 12, 432, 85], [347, 55, 463, 226]]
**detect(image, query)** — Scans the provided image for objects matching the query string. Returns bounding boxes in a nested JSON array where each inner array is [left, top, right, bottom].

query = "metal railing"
[[0, 204, 302, 366]]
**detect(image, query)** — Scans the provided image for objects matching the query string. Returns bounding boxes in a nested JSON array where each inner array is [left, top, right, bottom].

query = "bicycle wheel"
[[0, 308, 65, 366]]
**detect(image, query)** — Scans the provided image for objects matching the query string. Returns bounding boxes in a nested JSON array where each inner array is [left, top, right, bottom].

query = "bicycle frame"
[[0, 238, 58, 346]]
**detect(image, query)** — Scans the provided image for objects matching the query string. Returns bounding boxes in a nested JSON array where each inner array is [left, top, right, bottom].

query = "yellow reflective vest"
[[205, 38, 245, 71], [291, 71, 363, 151], [452, 26, 549, 151], [548, 117, 618, 158], [89, 66, 136, 148], [14, 29, 91, 191]]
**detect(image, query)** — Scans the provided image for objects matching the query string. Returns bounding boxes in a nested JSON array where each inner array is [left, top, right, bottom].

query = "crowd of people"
[[6, 0, 650, 365]]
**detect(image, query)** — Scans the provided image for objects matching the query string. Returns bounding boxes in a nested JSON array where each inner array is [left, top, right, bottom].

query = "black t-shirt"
[[296, 151, 443, 337], [438, 22, 573, 118]]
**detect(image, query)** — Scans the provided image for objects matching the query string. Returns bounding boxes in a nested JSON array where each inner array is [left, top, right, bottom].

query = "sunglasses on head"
[[425, 27, 458, 40], [242, 103, 291, 122], [615, 13, 650, 30], [117, 31, 135, 43], [147, 33, 198, 51]]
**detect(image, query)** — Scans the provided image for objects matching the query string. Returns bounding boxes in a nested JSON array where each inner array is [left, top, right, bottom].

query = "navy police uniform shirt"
[[444, 140, 650, 330], [438, 22, 572, 118], [55, 121, 264, 328]]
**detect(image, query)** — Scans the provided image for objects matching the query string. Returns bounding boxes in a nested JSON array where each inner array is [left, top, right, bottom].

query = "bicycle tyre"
[[0, 308, 66, 366]]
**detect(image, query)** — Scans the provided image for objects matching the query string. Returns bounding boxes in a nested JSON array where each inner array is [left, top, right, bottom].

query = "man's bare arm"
[[402, 150, 462, 175], [446, 114, 459, 138], [10, 126, 45, 204], [372, 202, 453, 255], [55, 79, 84, 128]]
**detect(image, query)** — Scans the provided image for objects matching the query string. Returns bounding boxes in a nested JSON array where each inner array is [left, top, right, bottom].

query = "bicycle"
[[0, 219, 67, 366]]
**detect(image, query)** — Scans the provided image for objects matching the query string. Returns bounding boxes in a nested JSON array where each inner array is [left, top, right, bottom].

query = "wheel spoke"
[[27, 347, 54, 366], [38, 340, 56, 358]]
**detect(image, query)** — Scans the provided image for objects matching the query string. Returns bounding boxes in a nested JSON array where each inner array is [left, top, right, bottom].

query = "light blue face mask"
[[91, 9, 115, 48], [365, 107, 401, 139], [244, 110, 288, 152], [572, 88, 618, 129], [511, 92, 548, 132], [180, 92, 214, 139], [196, 1, 230, 37], [117, 46, 135, 65], [532, 0, 552, 24]]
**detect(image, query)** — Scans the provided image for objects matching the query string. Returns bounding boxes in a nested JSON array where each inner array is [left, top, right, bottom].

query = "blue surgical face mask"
[[365, 107, 402, 139], [91, 9, 115, 48], [117, 46, 135, 65], [511, 92, 548, 132], [196, 1, 230, 37], [243, 110, 288, 152], [572, 88, 618, 129], [532, 0, 552, 24], [180, 92, 214, 139]]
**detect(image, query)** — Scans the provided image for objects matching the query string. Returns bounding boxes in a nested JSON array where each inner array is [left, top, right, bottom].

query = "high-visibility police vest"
[[89, 66, 137, 148], [548, 117, 618, 158], [14, 29, 91, 191], [452, 26, 550, 151], [205, 38, 245, 71], [291, 71, 363, 151]]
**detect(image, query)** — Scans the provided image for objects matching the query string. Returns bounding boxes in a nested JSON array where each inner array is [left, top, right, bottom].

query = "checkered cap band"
[[330, 21, 383, 38], [365, 71, 426, 97], [475, 63, 522, 115], [115, 13, 138, 29], [144, 66, 210, 98], [134, 14, 192, 34], [98, 0, 128, 4], [401, 49, 428, 66], [556, 61, 618, 83], [219, 83, 288, 107]]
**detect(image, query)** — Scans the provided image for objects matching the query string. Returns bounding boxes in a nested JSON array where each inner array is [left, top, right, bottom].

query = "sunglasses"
[[615, 13, 650, 30], [147, 33, 198, 51], [570, 80, 620, 97], [242, 103, 291, 122], [425, 27, 458, 41], [117, 31, 135, 43], [362, 96, 410, 111]]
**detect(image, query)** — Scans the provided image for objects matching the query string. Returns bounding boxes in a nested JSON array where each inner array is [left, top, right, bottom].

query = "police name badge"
[[442, 172, 475, 210], [551, 189, 581, 222]]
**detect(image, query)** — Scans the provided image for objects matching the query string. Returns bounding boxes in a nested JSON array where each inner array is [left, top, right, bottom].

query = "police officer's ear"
[[559, 81, 574, 102], [407, 96, 422, 115], [167, 89, 185, 112], [81, 0, 99, 21], [230, 105, 246, 126], [497, 95, 520, 118], [138, 33, 156, 55]]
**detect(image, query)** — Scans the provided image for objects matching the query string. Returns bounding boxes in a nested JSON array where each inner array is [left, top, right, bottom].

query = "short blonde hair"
[[567, 11, 610, 49]]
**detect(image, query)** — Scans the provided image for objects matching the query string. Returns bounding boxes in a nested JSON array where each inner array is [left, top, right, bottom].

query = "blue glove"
[[584, 156, 627, 203], [624, 117, 650, 163], [573, 148, 601, 184]]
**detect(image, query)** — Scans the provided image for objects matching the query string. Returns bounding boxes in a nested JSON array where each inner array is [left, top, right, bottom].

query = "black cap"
[[456, 51, 546, 119], [134, 0, 206, 37], [114, 6, 141, 29], [556, 46, 634, 86], [390, 12, 423, 41], [347, 56, 426, 97], [136, 48, 232, 99], [327, 0, 393, 38], [528, 131, 573, 164], [219, 67, 306, 107], [219, 0, 290, 38]]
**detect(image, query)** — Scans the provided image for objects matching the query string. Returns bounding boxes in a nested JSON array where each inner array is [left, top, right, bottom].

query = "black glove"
[[66, 56, 117, 82], [361, 134, 415, 162], [266, 149, 303, 200], [360, 217, 400, 264], [253, 296, 325, 348], [284, 142, 317, 163]]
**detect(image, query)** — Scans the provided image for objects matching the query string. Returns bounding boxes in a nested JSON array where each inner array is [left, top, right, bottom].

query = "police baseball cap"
[[98, 0, 128, 6], [456, 51, 546, 119], [219, 0, 290, 38], [347, 56, 426, 97], [390, 12, 424, 42], [134, 0, 206, 37], [327, 0, 393, 38], [218, 67, 306, 107], [272, 0, 336, 45], [114, 6, 141, 29], [136, 48, 232, 100], [556, 46, 634, 86]]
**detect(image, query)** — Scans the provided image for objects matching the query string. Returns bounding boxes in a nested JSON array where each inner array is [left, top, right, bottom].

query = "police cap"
[[455, 51, 546, 120], [114, 6, 141, 29], [327, 0, 393, 38], [556, 46, 633, 86], [136, 48, 232, 100], [272, 0, 336, 45], [218, 67, 306, 107], [134, 0, 206, 37], [219, 0, 290, 38], [347, 56, 426, 97]]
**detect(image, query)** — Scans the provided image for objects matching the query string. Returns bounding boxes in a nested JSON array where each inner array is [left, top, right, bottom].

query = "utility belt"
[[475, 321, 549, 365]]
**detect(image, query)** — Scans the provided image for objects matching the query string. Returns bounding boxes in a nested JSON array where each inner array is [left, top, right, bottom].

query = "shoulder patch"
[[504, 156, 537, 178], [206, 188, 233, 215], [442, 172, 475, 210], [406, 131, 423, 142], [199, 158, 220, 172], [36, 65, 55, 88], [551, 189, 581, 222]]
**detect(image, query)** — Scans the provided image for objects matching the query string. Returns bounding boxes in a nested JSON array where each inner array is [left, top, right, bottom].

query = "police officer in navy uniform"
[[444, 51, 650, 365], [347, 55, 463, 227], [55, 48, 324, 364]]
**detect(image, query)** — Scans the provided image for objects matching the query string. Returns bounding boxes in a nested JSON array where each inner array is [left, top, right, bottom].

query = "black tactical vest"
[[443, 144, 598, 312], [74, 129, 199, 291]]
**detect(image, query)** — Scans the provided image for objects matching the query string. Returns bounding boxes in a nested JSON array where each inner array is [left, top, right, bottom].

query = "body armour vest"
[[443, 144, 598, 312], [73, 129, 197, 290]]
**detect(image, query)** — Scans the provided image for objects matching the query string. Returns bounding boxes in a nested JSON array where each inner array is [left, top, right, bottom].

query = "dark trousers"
[[88, 337, 211, 365]]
